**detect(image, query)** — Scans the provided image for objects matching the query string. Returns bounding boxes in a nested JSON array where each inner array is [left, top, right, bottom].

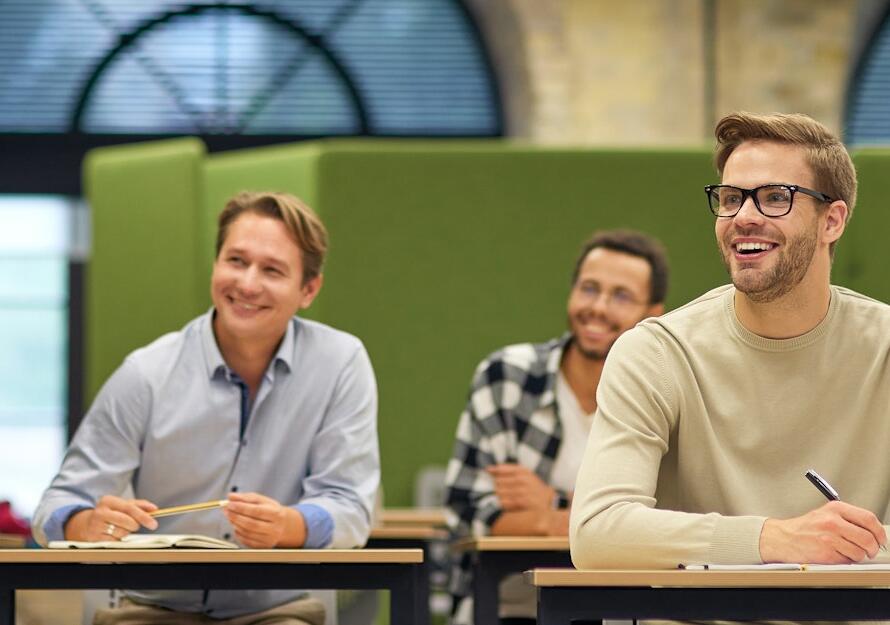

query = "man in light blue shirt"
[[32, 191, 379, 624]]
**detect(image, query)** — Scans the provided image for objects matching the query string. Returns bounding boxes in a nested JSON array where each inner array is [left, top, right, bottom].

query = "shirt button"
[[223, 533, 231, 540], [231, 486, 238, 492]]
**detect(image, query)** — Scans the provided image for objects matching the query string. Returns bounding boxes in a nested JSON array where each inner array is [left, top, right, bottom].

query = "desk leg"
[[418, 543, 432, 625], [364, 537, 433, 625], [537, 587, 573, 625], [537, 588, 602, 625], [472, 548, 573, 625], [0, 588, 13, 625], [390, 563, 426, 625], [472, 553, 502, 625]]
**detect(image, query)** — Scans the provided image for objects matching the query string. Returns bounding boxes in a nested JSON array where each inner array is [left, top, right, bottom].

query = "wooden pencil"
[[149, 499, 228, 518]]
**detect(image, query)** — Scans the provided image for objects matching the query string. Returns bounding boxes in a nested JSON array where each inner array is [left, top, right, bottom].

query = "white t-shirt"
[[550, 370, 596, 492]]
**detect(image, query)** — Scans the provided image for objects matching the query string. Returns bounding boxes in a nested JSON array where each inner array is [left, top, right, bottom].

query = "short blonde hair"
[[216, 191, 328, 284], [714, 112, 857, 222]]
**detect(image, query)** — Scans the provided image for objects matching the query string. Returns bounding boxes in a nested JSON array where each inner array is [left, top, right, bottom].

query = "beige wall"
[[467, 0, 863, 145]]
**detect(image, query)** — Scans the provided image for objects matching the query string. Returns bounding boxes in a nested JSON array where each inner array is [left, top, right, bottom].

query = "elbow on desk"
[[571, 526, 631, 569], [570, 526, 666, 569], [570, 510, 617, 569], [569, 507, 655, 570]]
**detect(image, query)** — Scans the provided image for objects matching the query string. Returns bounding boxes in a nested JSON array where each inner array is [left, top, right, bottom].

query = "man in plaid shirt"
[[444, 230, 669, 625]]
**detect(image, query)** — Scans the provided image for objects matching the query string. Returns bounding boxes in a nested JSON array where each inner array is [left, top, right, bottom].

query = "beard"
[[566, 315, 624, 361], [576, 342, 609, 361], [719, 218, 818, 303]]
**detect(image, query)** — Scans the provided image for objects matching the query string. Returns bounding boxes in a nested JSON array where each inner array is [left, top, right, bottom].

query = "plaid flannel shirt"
[[443, 335, 573, 624]]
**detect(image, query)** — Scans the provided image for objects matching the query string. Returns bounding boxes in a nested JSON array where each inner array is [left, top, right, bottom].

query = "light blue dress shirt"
[[32, 312, 379, 617]]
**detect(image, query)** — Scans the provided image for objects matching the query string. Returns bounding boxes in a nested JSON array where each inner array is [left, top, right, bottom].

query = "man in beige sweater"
[[571, 111, 890, 571]]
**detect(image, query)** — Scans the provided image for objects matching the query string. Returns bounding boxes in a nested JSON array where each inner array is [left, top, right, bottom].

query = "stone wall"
[[466, 0, 865, 145]]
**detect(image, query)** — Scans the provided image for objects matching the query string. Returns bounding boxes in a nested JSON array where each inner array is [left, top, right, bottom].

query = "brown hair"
[[216, 191, 328, 284], [571, 229, 669, 305], [714, 112, 857, 222]]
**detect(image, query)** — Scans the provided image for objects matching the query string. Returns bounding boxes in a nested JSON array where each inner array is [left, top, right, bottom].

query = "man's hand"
[[491, 508, 570, 536], [760, 500, 888, 563], [64, 495, 158, 542], [486, 463, 556, 511], [224, 492, 306, 548]]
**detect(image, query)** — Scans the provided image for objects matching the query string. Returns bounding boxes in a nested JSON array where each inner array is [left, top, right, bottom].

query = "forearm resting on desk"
[[492, 509, 569, 536]]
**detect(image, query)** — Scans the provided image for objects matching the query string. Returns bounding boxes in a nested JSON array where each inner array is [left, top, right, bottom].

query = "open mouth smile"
[[228, 297, 266, 313], [732, 241, 777, 261], [578, 319, 618, 340]]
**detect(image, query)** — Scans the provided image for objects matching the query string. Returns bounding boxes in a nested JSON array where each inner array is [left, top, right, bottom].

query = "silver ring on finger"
[[105, 522, 116, 536]]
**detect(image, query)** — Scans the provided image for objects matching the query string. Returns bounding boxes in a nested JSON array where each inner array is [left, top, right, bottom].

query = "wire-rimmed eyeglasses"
[[704, 184, 834, 218], [574, 282, 646, 311]]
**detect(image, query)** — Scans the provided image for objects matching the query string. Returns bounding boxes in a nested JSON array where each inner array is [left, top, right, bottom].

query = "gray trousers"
[[93, 596, 325, 625]]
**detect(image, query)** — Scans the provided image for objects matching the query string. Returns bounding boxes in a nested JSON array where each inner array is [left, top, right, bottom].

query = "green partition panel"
[[308, 142, 719, 505], [84, 138, 205, 401], [840, 150, 890, 302]]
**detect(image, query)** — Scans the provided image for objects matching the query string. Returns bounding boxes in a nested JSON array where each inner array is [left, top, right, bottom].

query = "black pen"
[[805, 469, 887, 552]]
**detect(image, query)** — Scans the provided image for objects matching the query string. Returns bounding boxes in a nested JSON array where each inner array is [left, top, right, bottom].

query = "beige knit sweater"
[[571, 284, 890, 570]]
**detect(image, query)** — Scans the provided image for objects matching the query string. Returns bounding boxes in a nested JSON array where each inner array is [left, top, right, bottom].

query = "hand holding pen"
[[758, 471, 887, 564], [805, 469, 886, 553]]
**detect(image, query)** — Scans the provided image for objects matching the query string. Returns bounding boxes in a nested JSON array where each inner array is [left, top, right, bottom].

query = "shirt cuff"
[[44, 504, 92, 542], [296, 503, 333, 548]]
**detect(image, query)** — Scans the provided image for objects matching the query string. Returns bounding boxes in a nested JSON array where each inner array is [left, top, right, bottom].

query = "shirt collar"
[[201, 310, 298, 381], [538, 332, 572, 408]]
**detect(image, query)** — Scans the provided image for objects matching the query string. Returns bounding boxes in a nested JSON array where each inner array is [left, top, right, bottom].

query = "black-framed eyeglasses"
[[704, 184, 834, 218]]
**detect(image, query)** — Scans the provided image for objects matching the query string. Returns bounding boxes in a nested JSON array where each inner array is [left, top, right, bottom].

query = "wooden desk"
[[529, 568, 890, 624], [378, 508, 448, 527], [369, 526, 448, 541], [454, 536, 571, 625], [0, 548, 424, 625]]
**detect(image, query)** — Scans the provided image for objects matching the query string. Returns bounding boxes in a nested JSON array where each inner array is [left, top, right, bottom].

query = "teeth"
[[735, 242, 774, 252], [583, 323, 610, 333]]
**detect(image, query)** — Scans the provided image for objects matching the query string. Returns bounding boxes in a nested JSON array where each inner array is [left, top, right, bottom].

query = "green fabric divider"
[[840, 149, 890, 303], [310, 142, 720, 506], [83, 137, 205, 401]]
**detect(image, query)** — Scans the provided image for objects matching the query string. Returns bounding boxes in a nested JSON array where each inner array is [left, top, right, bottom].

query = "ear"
[[822, 200, 848, 247], [298, 273, 324, 310], [646, 302, 665, 318]]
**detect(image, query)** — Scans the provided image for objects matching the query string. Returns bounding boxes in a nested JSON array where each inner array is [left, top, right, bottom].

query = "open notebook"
[[681, 562, 890, 571], [682, 550, 890, 571], [49, 534, 238, 549]]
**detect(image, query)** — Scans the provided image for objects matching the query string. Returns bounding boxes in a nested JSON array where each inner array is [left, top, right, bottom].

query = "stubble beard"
[[568, 314, 643, 362], [720, 220, 818, 304], [576, 343, 609, 361]]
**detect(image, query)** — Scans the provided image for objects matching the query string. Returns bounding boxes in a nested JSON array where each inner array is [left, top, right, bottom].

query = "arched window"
[[846, 7, 890, 145], [1, 0, 501, 138], [2, 0, 502, 193]]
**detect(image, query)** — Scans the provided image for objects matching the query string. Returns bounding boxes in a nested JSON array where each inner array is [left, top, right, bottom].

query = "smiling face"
[[211, 212, 322, 348], [566, 247, 661, 360], [716, 140, 827, 303]]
